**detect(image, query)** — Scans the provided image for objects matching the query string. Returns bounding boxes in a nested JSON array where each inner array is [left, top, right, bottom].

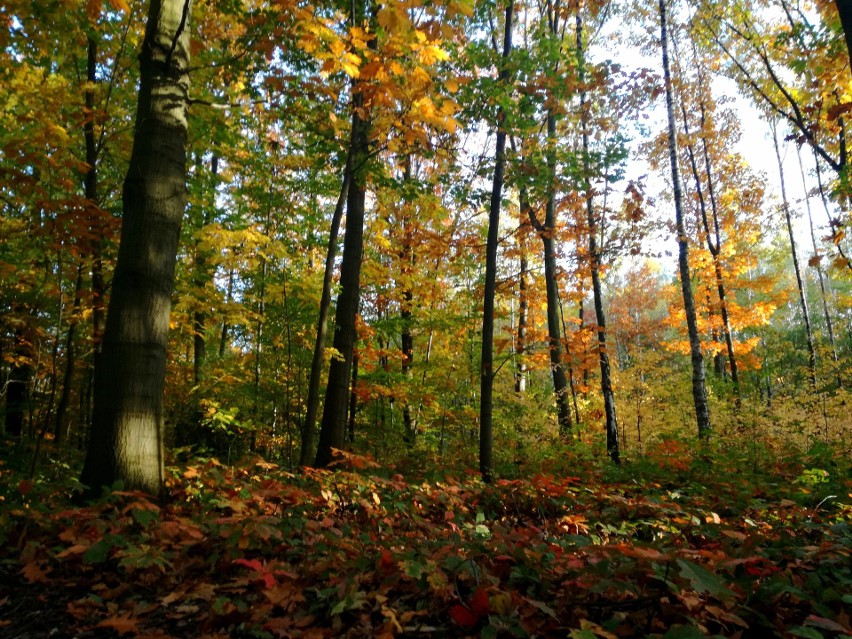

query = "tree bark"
[[679, 97, 740, 390], [479, 0, 513, 483], [660, 0, 711, 439], [541, 110, 574, 436], [400, 156, 417, 446], [576, 9, 618, 461], [796, 146, 839, 372], [299, 152, 352, 466], [515, 215, 530, 394], [771, 120, 817, 387], [79, 0, 191, 497], [314, 34, 371, 467], [836, 1, 852, 69]]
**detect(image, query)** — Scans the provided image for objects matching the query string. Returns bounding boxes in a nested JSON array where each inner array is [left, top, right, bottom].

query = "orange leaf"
[[96, 612, 139, 635]]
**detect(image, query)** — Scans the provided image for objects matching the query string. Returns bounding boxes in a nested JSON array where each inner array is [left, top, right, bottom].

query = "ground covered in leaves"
[[1, 440, 850, 638]]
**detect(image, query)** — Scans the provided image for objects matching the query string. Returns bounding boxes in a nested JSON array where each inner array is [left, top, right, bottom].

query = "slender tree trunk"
[[660, 0, 711, 439], [348, 349, 358, 445], [796, 146, 839, 370], [54, 265, 84, 444], [576, 8, 618, 461], [85, 35, 107, 434], [479, 0, 513, 483], [315, 21, 371, 467], [679, 100, 740, 390], [219, 267, 234, 358], [299, 153, 352, 465], [515, 219, 529, 394], [400, 156, 417, 446], [79, 0, 192, 497], [252, 229, 267, 453], [193, 156, 217, 390], [771, 120, 817, 387], [528, 106, 574, 434], [5, 320, 33, 439]]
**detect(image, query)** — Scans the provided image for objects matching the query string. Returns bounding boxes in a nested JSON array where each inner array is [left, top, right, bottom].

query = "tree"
[[314, 0, 373, 469], [79, 0, 192, 497], [576, 4, 618, 461], [660, 0, 711, 439], [479, 0, 513, 483]]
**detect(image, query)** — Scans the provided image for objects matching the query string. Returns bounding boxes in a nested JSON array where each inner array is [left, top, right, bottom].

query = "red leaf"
[[470, 588, 490, 616], [449, 604, 479, 628], [18, 479, 33, 496], [379, 549, 394, 572], [233, 558, 263, 572]]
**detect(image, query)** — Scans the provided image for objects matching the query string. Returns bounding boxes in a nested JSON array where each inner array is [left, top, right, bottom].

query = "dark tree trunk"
[[299, 152, 352, 466], [79, 0, 192, 497], [54, 265, 84, 444], [193, 155, 217, 390], [315, 53, 371, 468], [576, 10, 618, 461], [836, 1, 852, 69], [5, 322, 33, 438], [348, 349, 358, 446], [219, 267, 234, 358], [660, 0, 711, 439], [479, 0, 513, 483], [540, 111, 573, 436], [400, 156, 417, 446], [679, 96, 740, 390]]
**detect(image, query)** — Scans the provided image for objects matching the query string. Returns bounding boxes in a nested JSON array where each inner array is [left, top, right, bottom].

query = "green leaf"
[[787, 627, 824, 639], [83, 539, 113, 564], [131, 508, 159, 528], [663, 625, 706, 639], [676, 559, 735, 600]]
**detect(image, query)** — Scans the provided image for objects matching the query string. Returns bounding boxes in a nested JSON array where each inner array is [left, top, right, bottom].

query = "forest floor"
[[0, 439, 850, 639]]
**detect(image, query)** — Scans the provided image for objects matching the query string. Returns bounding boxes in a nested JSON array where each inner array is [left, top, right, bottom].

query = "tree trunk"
[[679, 98, 740, 390], [400, 156, 417, 446], [576, 9, 618, 461], [538, 111, 574, 436], [836, 1, 852, 69], [796, 146, 839, 371], [479, 0, 513, 483], [771, 120, 817, 387], [79, 0, 191, 497], [515, 216, 529, 394], [219, 267, 234, 358], [5, 320, 33, 438], [299, 152, 352, 465], [315, 43, 371, 468], [660, 0, 711, 439], [54, 265, 84, 444], [348, 348, 359, 445]]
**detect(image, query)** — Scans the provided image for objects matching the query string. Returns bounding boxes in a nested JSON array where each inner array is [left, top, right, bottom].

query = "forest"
[[1, 0, 850, 637]]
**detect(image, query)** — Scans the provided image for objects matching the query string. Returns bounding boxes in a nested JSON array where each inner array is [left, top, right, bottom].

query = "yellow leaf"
[[377, 6, 411, 34], [108, 0, 130, 12], [445, 79, 459, 93]]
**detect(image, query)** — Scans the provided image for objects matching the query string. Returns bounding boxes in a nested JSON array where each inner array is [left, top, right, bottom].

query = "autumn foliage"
[[2, 442, 851, 638]]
